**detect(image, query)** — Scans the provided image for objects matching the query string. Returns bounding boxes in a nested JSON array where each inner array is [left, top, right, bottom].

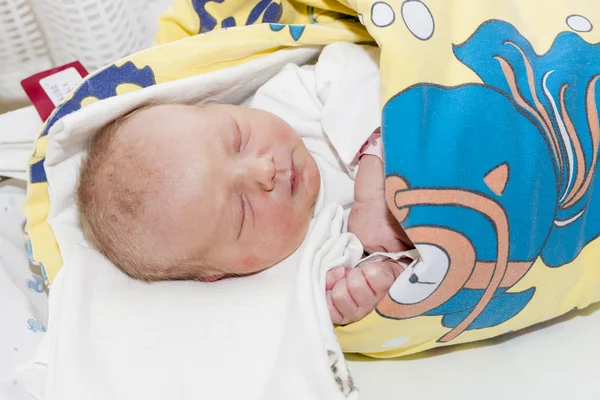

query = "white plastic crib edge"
[[0, 106, 42, 180], [0, 106, 42, 143]]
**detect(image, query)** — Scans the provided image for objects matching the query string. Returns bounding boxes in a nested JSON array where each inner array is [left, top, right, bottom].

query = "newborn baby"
[[77, 43, 412, 325]]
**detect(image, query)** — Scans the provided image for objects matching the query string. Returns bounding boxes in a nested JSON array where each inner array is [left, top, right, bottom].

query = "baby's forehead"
[[128, 104, 238, 137], [113, 104, 243, 176]]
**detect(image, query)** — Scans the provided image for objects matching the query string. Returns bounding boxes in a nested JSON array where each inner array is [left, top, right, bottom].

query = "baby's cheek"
[[240, 255, 260, 271], [277, 209, 308, 234], [260, 200, 309, 251]]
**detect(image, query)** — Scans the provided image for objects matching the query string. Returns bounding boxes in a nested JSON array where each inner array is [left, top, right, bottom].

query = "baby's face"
[[129, 104, 320, 280]]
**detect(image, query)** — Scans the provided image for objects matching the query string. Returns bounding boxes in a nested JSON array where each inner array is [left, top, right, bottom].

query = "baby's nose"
[[250, 154, 275, 191]]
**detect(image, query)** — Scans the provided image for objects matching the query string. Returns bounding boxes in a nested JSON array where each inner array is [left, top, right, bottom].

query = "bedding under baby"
[[23, 0, 600, 371], [24, 202, 369, 400]]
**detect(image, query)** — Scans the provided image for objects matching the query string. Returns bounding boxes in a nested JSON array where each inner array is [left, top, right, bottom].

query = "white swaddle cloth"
[[24, 204, 364, 400]]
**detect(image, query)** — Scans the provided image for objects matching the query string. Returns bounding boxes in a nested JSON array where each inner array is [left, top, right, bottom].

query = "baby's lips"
[[290, 163, 298, 196], [290, 158, 298, 195]]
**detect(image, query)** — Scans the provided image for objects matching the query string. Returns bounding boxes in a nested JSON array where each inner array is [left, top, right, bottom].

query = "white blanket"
[[25, 204, 363, 400], [18, 47, 374, 399]]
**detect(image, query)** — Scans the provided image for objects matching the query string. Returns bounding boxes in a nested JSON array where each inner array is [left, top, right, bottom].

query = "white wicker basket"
[[0, 0, 172, 102]]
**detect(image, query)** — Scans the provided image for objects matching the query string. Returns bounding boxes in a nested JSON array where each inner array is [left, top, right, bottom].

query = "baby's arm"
[[326, 135, 413, 325], [348, 153, 412, 255]]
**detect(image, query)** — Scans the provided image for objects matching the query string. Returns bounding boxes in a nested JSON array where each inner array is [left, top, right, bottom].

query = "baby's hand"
[[348, 154, 412, 254], [326, 261, 404, 325]]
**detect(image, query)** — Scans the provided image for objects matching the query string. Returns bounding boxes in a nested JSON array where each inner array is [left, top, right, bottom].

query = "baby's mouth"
[[291, 158, 299, 196]]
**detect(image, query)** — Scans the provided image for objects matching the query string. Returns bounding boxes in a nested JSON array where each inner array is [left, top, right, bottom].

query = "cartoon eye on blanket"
[[390, 243, 450, 305], [376, 20, 600, 343]]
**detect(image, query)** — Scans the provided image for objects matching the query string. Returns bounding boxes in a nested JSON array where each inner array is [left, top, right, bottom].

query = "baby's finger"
[[361, 262, 397, 298], [345, 267, 378, 308], [327, 290, 343, 325], [331, 279, 359, 324], [326, 266, 347, 290]]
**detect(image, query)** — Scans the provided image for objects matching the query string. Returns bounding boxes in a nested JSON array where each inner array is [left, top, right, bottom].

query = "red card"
[[21, 61, 89, 122]]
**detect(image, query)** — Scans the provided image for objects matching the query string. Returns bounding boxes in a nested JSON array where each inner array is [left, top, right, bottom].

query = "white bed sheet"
[[0, 180, 48, 400], [0, 184, 598, 400], [348, 303, 600, 399]]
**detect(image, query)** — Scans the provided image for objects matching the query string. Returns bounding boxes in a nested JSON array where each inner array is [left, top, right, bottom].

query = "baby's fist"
[[326, 261, 403, 325]]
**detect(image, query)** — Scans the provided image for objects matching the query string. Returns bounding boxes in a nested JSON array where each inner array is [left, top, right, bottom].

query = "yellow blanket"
[[25, 0, 600, 358]]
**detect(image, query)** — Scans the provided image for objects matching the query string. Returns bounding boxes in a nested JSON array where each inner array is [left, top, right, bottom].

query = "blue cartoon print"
[[192, 0, 225, 32], [27, 318, 46, 333], [246, 0, 282, 25], [378, 20, 599, 342], [192, 0, 282, 32], [26, 274, 45, 293], [269, 23, 306, 41]]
